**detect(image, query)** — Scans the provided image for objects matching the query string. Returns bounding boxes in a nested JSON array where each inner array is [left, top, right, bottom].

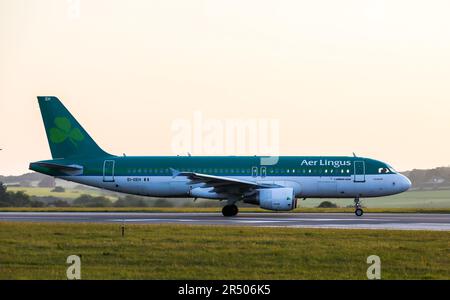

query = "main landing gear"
[[222, 204, 239, 217], [354, 197, 363, 217]]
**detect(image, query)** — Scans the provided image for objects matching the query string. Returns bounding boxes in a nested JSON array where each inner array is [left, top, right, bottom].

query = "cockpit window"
[[378, 165, 397, 174], [386, 164, 397, 173], [378, 167, 390, 174]]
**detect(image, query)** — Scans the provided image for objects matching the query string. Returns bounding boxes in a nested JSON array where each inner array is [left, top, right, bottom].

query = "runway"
[[0, 212, 450, 231]]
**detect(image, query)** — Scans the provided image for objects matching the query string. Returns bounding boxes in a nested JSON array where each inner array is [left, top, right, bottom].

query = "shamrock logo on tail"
[[49, 117, 85, 146]]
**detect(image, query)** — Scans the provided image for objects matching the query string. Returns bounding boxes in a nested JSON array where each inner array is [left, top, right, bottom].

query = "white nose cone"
[[399, 175, 412, 192]]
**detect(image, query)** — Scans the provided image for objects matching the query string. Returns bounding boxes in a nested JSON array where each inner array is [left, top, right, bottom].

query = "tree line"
[[0, 182, 178, 208]]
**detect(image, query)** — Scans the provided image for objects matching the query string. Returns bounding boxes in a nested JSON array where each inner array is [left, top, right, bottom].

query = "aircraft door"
[[260, 167, 267, 178], [354, 161, 365, 182], [252, 167, 258, 178], [103, 160, 115, 182]]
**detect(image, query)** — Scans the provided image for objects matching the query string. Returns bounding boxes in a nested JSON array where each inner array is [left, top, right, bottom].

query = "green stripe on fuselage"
[[30, 156, 395, 177]]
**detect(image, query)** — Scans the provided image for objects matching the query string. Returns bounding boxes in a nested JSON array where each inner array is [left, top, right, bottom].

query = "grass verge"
[[0, 222, 448, 279]]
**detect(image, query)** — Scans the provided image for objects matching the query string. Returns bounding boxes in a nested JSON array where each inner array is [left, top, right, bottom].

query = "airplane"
[[30, 96, 411, 217]]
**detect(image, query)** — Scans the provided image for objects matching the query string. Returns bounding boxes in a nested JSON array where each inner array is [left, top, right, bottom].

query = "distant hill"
[[0, 173, 49, 187], [0, 173, 79, 188], [402, 167, 450, 190], [0, 173, 47, 184]]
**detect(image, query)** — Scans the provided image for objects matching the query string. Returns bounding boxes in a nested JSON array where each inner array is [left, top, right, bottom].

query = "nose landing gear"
[[354, 197, 364, 217]]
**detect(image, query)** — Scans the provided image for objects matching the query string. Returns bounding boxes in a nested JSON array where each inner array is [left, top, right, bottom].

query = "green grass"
[[0, 222, 448, 279], [302, 190, 450, 209]]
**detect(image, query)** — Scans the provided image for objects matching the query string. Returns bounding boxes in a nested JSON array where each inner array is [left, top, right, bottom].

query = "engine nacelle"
[[258, 187, 297, 211]]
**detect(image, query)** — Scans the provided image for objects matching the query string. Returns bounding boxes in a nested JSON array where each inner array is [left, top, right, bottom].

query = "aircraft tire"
[[355, 208, 364, 217], [222, 204, 239, 217]]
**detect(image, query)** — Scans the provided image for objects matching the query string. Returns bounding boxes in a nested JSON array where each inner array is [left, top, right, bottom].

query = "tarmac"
[[1, 212, 450, 231]]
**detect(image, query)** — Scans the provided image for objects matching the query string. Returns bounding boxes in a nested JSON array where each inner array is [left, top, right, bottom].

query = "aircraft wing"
[[170, 168, 280, 195]]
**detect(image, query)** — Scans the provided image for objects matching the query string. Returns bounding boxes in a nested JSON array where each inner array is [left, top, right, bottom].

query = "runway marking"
[[235, 220, 291, 223], [237, 218, 396, 222], [110, 219, 198, 222], [110, 219, 291, 224], [108, 218, 394, 223]]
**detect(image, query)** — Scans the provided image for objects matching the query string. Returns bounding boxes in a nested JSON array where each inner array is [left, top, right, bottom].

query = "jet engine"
[[257, 187, 297, 211]]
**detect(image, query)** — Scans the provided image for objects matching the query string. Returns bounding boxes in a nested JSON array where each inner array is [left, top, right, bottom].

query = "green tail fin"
[[37, 96, 111, 159]]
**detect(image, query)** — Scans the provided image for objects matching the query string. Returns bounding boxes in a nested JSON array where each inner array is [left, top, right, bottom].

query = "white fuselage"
[[60, 173, 411, 199]]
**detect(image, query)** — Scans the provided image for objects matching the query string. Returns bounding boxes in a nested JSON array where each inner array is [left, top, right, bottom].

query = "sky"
[[1, 0, 450, 175]]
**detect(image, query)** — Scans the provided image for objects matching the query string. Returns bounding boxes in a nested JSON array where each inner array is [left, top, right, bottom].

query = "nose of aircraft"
[[398, 174, 412, 192]]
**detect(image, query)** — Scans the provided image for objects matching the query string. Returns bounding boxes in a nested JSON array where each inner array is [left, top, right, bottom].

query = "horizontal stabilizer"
[[30, 162, 83, 176]]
